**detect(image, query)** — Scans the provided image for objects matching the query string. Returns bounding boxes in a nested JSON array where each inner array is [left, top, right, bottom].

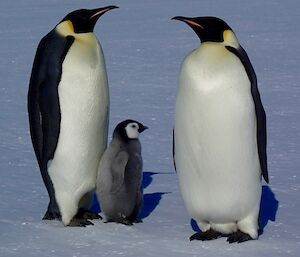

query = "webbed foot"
[[130, 217, 143, 223], [118, 219, 133, 226], [227, 230, 253, 243], [104, 217, 133, 226], [68, 218, 94, 227], [190, 229, 222, 241], [76, 208, 102, 220]]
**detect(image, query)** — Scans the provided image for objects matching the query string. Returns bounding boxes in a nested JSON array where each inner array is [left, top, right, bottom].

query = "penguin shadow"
[[90, 193, 101, 214], [90, 171, 169, 219], [140, 171, 170, 219], [258, 185, 279, 235], [190, 185, 279, 235]]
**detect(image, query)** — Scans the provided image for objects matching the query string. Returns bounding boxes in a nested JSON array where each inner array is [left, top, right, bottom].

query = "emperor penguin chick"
[[97, 120, 148, 225]]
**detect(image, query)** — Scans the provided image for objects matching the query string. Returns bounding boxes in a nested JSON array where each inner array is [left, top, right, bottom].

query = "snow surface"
[[0, 0, 299, 256]]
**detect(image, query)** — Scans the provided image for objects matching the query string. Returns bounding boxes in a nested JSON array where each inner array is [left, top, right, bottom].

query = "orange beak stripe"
[[184, 19, 204, 29], [90, 8, 111, 19]]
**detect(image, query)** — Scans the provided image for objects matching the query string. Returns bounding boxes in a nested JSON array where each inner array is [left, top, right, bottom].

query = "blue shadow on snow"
[[90, 193, 101, 213], [90, 171, 169, 219], [258, 185, 279, 234], [140, 192, 168, 219], [190, 185, 278, 235], [141, 171, 170, 219], [142, 171, 158, 189]]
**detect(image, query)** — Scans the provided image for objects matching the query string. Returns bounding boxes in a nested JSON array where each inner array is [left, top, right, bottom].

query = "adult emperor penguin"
[[172, 16, 269, 243], [28, 6, 118, 226], [97, 120, 148, 225]]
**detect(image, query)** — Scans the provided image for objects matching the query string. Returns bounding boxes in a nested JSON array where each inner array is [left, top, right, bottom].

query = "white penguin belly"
[[48, 34, 109, 224], [175, 44, 261, 224]]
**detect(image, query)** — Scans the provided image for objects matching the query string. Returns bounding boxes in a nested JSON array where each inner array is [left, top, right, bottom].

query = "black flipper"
[[172, 128, 177, 173], [226, 45, 269, 183], [28, 29, 75, 219]]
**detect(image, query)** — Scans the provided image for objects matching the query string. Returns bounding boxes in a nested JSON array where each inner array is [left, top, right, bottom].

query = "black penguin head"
[[113, 120, 148, 142], [61, 6, 118, 33], [172, 16, 234, 44]]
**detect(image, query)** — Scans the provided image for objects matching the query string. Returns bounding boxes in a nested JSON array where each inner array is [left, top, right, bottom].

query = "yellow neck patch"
[[223, 30, 239, 48], [55, 20, 75, 36], [55, 20, 95, 44]]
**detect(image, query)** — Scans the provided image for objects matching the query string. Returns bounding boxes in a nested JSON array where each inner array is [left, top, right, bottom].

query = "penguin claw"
[[76, 208, 102, 220], [103, 218, 133, 225], [190, 229, 222, 241], [119, 219, 133, 226], [68, 218, 94, 227], [131, 217, 143, 223], [227, 230, 253, 243]]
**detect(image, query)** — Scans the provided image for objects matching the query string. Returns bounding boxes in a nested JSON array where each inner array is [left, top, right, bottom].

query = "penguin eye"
[[131, 124, 137, 129]]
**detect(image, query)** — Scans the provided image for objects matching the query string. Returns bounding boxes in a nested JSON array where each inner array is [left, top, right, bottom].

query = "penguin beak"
[[89, 5, 119, 20], [138, 125, 148, 133], [172, 16, 204, 29]]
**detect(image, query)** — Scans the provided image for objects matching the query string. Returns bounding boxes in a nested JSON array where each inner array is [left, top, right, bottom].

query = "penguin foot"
[[118, 219, 133, 226], [103, 218, 133, 225], [130, 217, 143, 223], [190, 229, 222, 241], [127, 214, 143, 224], [43, 201, 61, 220], [68, 218, 94, 227], [76, 208, 102, 220], [43, 210, 61, 220], [226, 230, 253, 243]]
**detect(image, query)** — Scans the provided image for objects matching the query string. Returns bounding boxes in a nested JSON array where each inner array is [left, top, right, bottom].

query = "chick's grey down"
[[97, 120, 147, 225]]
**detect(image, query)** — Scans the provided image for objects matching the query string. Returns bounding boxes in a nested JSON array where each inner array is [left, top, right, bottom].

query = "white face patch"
[[125, 122, 140, 139]]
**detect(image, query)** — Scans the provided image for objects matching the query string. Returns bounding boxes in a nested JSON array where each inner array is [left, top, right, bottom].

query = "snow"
[[0, 0, 299, 256]]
